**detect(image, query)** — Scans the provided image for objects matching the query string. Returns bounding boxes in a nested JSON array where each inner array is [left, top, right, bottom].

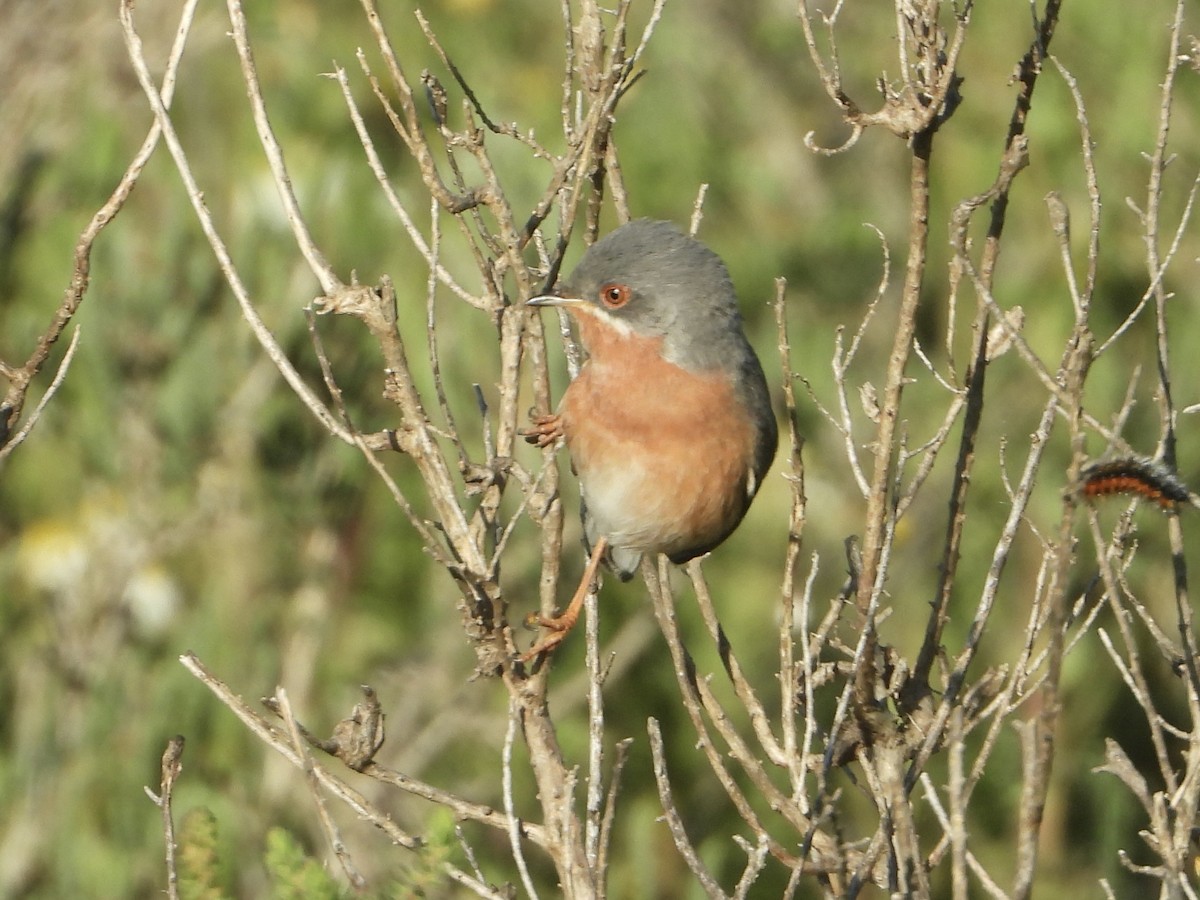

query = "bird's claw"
[[520, 609, 576, 661], [523, 609, 557, 631], [521, 413, 564, 449]]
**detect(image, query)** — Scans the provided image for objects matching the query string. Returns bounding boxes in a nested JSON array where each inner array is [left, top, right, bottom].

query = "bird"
[[521, 219, 778, 659]]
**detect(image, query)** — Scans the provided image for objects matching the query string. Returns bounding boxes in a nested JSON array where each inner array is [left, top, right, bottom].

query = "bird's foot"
[[519, 608, 580, 662], [521, 413, 563, 449], [519, 536, 609, 663]]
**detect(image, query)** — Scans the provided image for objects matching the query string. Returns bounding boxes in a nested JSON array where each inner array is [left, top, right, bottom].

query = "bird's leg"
[[521, 536, 608, 661], [520, 412, 563, 449]]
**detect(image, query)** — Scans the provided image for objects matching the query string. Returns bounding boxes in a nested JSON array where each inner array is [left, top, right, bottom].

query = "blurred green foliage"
[[1, 0, 1199, 896], [263, 827, 340, 900], [178, 808, 229, 900]]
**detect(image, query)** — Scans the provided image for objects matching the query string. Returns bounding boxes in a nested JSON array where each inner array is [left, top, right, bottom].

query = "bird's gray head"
[[528, 219, 747, 371]]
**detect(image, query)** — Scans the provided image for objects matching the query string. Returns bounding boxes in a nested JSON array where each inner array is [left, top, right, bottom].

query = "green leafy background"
[[2, 1, 1199, 896]]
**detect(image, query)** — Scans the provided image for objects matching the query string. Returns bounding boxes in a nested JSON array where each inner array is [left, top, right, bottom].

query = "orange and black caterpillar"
[[1079, 456, 1194, 509]]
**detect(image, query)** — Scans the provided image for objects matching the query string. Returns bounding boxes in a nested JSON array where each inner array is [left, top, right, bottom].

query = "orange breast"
[[560, 328, 757, 562]]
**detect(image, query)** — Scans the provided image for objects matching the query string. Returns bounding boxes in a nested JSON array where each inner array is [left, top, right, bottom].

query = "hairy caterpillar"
[[1079, 456, 1193, 509]]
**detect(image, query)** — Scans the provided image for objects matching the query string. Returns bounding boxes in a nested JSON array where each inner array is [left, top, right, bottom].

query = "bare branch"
[[275, 688, 366, 891], [225, 0, 341, 294], [647, 717, 728, 900], [503, 699, 541, 900], [143, 736, 185, 900], [0, 324, 82, 465], [1, 0, 200, 454], [120, 0, 355, 445]]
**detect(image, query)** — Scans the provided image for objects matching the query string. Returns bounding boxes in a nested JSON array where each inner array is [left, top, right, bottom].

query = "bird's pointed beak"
[[526, 293, 583, 309]]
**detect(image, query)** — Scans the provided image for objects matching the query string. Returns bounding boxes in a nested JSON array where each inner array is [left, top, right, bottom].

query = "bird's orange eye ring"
[[599, 283, 631, 309]]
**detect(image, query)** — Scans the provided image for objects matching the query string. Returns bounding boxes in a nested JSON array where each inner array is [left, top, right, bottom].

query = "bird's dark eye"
[[599, 283, 631, 309]]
